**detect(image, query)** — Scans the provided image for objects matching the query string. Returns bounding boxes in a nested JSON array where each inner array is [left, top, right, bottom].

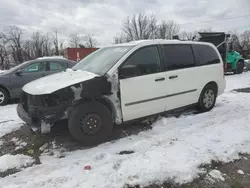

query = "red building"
[[64, 48, 98, 62]]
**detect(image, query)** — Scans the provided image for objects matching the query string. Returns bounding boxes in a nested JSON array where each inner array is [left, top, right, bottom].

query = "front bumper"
[[17, 103, 34, 125], [17, 91, 73, 133]]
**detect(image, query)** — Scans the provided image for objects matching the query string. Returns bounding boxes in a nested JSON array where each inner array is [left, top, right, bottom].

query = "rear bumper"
[[218, 79, 226, 96]]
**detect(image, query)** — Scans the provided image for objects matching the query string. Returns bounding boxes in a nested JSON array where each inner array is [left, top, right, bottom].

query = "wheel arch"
[[202, 81, 218, 96], [96, 97, 118, 123], [238, 59, 245, 63], [0, 85, 11, 98]]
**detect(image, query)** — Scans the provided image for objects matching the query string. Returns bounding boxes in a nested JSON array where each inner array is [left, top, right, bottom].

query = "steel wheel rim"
[[81, 114, 102, 135], [203, 89, 215, 108], [0, 91, 5, 104]]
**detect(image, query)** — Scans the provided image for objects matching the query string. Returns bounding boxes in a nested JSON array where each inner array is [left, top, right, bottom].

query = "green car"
[[198, 32, 245, 74], [226, 50, 245, 74]]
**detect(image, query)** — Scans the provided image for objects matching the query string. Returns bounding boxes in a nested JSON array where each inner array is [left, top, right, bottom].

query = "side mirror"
[[119, 65, 139, 79], [15, 70, 22, 76]]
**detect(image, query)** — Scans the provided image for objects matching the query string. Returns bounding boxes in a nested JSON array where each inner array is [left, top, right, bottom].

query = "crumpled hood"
[[23, 69, 98, 95]]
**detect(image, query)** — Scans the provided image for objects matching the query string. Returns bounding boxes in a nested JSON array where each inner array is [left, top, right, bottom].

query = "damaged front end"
[[17, 76, 113, 133], [18, 87, 74, 133]]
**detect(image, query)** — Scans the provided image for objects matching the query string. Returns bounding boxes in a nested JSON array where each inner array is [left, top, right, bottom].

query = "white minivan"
[[17, 40, 226, 145]]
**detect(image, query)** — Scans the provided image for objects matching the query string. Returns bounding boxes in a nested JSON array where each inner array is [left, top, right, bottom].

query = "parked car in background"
[[0, 57, 76, 106], [17, 40, 225, 145]]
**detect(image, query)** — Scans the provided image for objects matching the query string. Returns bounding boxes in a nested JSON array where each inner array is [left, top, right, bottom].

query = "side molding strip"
[[125, 89, 197, 106]]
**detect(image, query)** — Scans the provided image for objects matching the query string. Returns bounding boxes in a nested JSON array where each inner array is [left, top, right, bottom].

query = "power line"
[[180, 14, 250, 25]]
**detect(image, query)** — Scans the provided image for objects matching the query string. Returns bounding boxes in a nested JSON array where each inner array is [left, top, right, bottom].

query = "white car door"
[[161, 44, 200, 111], [119, 45, 167, 121]]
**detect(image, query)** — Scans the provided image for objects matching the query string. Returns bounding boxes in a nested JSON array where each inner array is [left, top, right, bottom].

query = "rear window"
[[192, 44, 220, 66], [163, 44, 195, 70]]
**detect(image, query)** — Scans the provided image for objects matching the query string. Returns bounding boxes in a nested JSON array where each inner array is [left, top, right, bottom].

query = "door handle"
[[169, 75, 178, 79], [155, 77, 165, 82]]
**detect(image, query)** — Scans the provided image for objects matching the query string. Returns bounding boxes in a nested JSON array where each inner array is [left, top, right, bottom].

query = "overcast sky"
[[1, 0, 250, 46]]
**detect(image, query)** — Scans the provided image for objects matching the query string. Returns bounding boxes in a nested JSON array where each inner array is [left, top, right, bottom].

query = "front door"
[[11, 61, 46, 97], [119, 45, 167, 121]]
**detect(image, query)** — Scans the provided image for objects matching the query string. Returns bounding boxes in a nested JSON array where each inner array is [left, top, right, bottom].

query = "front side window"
[[163, 44, 195, 70], [72, 46, 133, 75], [192, 44, 220, 65], [120, 46, 161, 78], [22, 62, 45, 73]]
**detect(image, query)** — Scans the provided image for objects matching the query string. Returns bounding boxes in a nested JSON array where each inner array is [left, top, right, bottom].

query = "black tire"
[[234, 61, 244, 74], [68, 102, 113, 146], [0, 88, 9, 106], [197, 84, 217, 112]]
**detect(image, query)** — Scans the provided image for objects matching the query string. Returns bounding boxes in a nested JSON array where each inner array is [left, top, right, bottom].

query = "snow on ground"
[[0, 104, 23, 137], [0, 154, 34, 173], [1, 72, 250, 187], [11, 137, 27, 151], [0, 70, 6, 74], [237, 170, 245, 175], [225, 73, 250, 92], [208, 170, 225, 181]]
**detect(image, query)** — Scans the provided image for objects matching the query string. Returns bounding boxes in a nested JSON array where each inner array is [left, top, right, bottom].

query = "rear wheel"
[[0, 88, 9, 106], [234, 61, 244, 74], [198, 84, 217, 112], [68, 102, 113, 146]]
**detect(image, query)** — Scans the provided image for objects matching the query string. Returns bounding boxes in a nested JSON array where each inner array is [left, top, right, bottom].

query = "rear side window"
[[163, 45, 195, 70], [192, 44, 220, 66], [48, 61, 66, 71]]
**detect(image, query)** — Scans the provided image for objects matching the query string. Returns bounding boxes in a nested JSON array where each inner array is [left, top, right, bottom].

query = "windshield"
[[72, 46, 133, 75]]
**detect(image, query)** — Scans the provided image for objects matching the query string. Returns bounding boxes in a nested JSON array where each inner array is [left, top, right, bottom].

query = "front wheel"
[[0, 88, 9, 106], [198, 84, 217, 112], [68, 102, 113, 146]]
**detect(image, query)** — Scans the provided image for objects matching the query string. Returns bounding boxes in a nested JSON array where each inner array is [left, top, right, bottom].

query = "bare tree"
[[179, 31, 198, 41], [22, 39, 32, 61], [241, 30, 250, 51], [43, 33, 51, 57], [52, 29, 59, 55], [0, 33, 10, 69], [115, 13, 180, 42], [114, 34, 124, 44], [31, 31, 45, 58], [6, 26, 24, 64], [69, 34, 81, 48], [121, 13, 158, 41], [59, 40, 65, 55], [84, 34, 98, 48], [229, 31, 244, 52], [157, 20, 180, 39]]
